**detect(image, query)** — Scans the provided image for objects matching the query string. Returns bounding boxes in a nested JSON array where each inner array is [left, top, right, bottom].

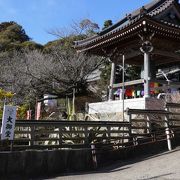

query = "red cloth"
[[125, 89, 132, 97], [150, 82, 155, 95]]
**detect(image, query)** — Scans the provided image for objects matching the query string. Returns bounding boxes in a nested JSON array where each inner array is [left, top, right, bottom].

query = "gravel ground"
[[46, 147, 180, 180]]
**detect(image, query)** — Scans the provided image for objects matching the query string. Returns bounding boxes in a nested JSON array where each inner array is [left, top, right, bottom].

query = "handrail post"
[[107, 126, 111, 143], [84, 126, 88, 144], [58, 126, 62, 146], [69, 125, 72, 139], [146, 115, 151, 134], [30, 125, 35, 147], [165, 114, 172, 151], [126, 108, 133, 145], [91, 143, 97, 169]]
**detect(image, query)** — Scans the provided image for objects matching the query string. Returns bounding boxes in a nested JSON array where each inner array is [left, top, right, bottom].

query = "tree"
[[0, 89, 15, 118], [102, 20, 113, 30], [0, 20, 103, 112], [0, 48, 105, 103], [0, 21, 30, 52], [43, 35, 86, 53], [78, 19, 99, 36], [48, 19, 99, 38], [0, 20, 104, 114], [20, 41, 43, 51], [97, 61, 141, 100]]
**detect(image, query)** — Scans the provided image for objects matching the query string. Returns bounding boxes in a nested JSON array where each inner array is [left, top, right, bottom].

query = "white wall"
[[88, 97, 164, 114], [88, 98, 146, 114]]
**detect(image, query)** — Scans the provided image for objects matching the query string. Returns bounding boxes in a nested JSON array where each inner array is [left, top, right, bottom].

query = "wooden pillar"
[[108, 62, 115, 101]]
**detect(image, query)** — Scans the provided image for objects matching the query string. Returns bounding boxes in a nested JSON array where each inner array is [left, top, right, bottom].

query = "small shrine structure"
[[75, 0, 180, 115]]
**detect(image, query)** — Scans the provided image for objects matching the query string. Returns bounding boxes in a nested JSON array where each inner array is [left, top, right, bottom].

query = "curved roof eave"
[[75, 0, 178, 49], [76, 16, 180, 53], [99, 0, 165, 36]]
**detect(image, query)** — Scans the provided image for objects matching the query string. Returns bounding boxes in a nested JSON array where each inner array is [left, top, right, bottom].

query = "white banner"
[[36, 102, 41, 120], [1, 105, 17, 140]]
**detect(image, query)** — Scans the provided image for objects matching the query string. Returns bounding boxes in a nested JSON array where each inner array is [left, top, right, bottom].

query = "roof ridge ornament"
[[140, 6, 148, 16], [126, 13, 132, 20]]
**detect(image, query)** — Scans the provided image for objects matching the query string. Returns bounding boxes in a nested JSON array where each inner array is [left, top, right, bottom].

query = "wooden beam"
[[113, 79, 180, 88], [150, 79, 180, 87], [153, 50, 180, 61], [126, 51, 141, 60], [113, 79, 144, 88]]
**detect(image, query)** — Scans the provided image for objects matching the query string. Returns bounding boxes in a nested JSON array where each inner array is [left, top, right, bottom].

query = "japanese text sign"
[[1, 105, 17, 140]]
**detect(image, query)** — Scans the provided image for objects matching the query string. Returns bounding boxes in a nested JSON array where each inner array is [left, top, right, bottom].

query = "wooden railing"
[[165, 103, 180, 135], [0, 120, 131, 150], [1, 103, 180, 151], [125, 106, 180, 151]]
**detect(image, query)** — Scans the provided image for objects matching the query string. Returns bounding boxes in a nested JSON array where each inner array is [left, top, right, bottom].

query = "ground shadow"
[[5, 147, 180, 180], [34, 147, 180, 180]]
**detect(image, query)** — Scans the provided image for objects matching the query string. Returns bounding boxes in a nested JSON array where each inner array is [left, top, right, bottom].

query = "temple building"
[[74, 0, 180, 115]]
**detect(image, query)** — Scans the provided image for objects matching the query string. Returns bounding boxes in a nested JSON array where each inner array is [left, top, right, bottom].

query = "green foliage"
[[0, 89, 15, 119], [97, 62, 141, 99], [126, 65, 141, 81], [44, 34, 86, 52], [102, 20, 113, 30], [20, 41, 43, 50], [17, 104, 29, 120], [100, 63, 111, 84], [0, 89, 14, 99], [0, 21, 30, 52], [0, 21, 30, 42], [97, 62, 111, 98]]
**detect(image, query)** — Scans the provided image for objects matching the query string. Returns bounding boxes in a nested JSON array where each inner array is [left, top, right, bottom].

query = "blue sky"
[[0, 0, 151, 44]]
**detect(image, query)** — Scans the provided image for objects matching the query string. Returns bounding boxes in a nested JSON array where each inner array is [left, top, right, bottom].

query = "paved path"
[[46, 147, 180, 180]]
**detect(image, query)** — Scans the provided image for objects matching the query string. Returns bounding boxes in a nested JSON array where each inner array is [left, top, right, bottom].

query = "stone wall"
[[0, 149, 93, 178], [0, 137, 179, 178]]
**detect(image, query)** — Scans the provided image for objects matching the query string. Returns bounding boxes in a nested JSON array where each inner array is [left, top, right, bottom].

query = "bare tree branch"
[[0, 48, 105, 102]]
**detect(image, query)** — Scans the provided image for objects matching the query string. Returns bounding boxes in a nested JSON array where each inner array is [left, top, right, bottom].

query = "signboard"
[[1, 105, 17, 140]]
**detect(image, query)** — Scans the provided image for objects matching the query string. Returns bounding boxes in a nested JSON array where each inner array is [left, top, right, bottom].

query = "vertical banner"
[[26, 110, 32, 120], [36, 102, 41, 120], [1, 105, 17, 140]]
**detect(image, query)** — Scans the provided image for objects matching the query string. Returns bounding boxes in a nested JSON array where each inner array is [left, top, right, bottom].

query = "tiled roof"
[[148, 0, 175, 16], [160, 19, 180, 28], [75, 0, 179, 49], [97, 0, 169, 36]]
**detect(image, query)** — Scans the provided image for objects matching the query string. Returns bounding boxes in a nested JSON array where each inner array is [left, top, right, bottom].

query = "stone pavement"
[[46, 147, 180, 180]]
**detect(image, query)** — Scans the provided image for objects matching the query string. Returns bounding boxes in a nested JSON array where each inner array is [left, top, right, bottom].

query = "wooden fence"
[[126, 108, 173, 150], [1, 103, 180, 151], [0, 120, 131, 150], [165, 103, 180, 135], [126, 102, 180, 150]]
